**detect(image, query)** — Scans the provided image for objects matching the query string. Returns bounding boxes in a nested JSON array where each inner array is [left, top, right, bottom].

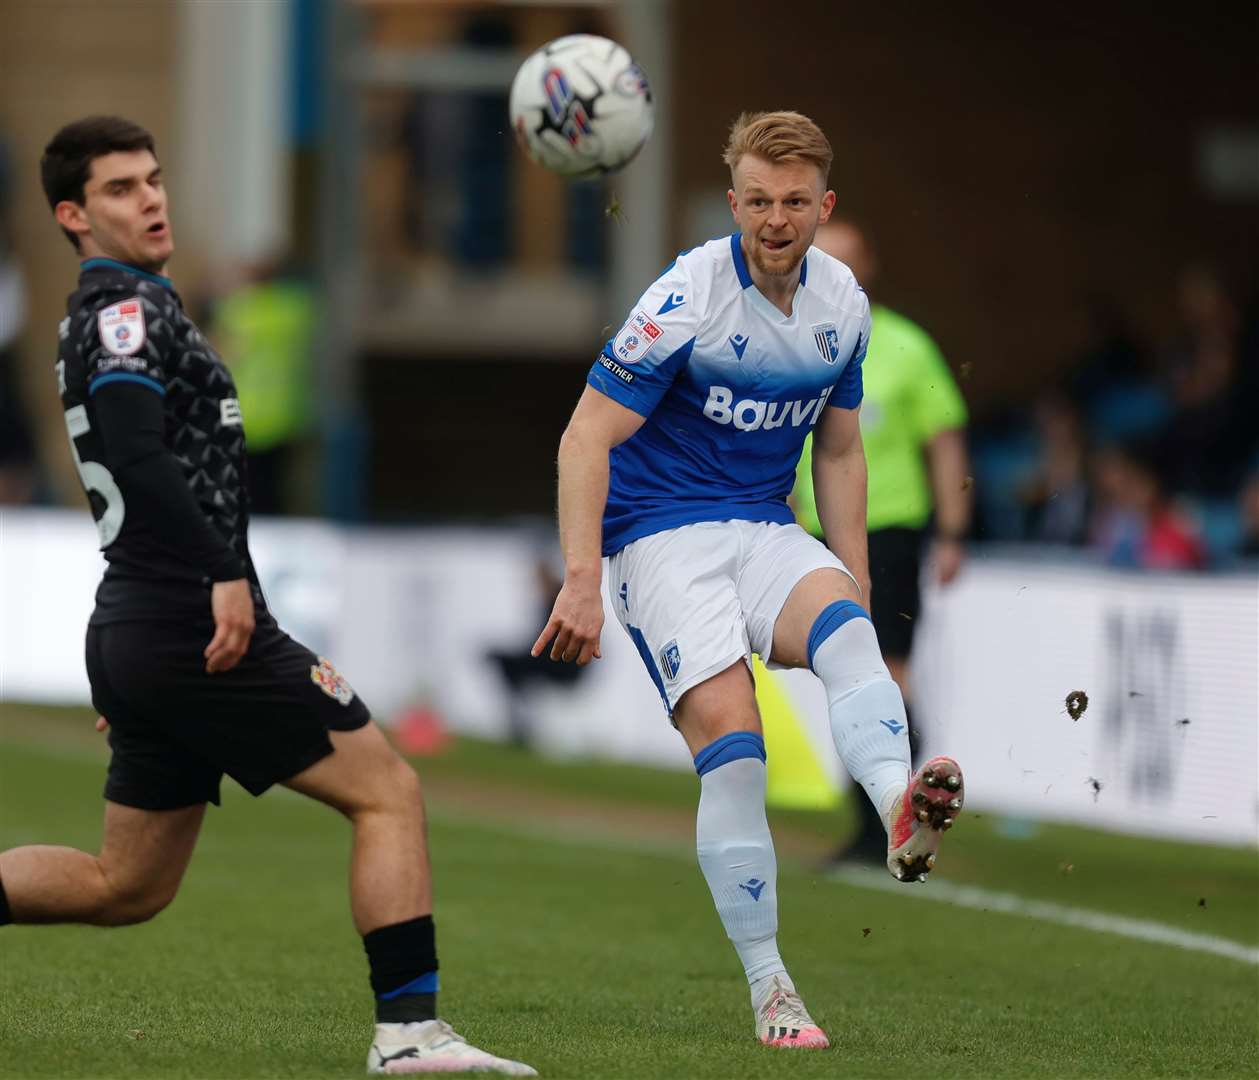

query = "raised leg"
[[0, 800, 205, 927]]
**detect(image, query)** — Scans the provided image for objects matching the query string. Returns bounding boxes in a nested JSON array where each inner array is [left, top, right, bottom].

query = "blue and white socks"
[[808, 601, 911, 826], [691, 603, 909, 1008], [693, 733, 792, 1009]]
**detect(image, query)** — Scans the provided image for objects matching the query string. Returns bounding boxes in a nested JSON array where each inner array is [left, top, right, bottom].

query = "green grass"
[[432, 733, 1259, 945], [1, 705, 1257, 1078]]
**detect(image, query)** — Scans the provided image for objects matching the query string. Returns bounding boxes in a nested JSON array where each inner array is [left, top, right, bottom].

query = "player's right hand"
[[531, 576, 604, 665], [205, 578, 255, 674]]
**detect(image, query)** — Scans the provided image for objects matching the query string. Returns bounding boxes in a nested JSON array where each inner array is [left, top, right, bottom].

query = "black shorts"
[[867, 527, 926, 659], [85, 610, 371, 811]]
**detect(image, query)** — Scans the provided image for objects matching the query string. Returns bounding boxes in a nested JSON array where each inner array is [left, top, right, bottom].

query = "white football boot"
[[754, 976, 829, 1049], [367, 1019, 537, 1075]]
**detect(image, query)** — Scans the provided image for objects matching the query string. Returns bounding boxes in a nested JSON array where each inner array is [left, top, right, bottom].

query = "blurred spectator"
[[0, 130, 37, 505], [211, 258, 315, 515], [1067, 296, 1146, 394], [1019, 393, 1091, 546], [1066, 295, 1168, 443], [1090, 441, 1205, 571], [1157, 264, 1252, 496], [1239, 469, 1259, 560]]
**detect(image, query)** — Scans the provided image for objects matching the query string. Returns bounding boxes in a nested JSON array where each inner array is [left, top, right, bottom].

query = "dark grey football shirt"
[[57, 257, 264, 624]]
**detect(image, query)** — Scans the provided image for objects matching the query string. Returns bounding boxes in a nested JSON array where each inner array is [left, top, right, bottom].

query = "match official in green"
[[793, 219, 971, 864]]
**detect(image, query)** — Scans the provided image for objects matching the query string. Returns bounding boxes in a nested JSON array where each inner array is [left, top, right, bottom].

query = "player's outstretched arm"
[[532, 386, 645, 665], [812, 403, 871, 602]]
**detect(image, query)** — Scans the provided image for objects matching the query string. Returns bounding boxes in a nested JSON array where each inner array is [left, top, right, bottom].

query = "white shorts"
[[606, 520, 853, 715]]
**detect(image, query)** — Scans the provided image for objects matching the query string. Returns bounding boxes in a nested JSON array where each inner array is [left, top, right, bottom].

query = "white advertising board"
[[1, 508, 1254, 845], [910, 561, 1258, 845]]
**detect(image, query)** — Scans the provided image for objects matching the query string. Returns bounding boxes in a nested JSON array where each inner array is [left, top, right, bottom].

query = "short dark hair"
[[41, 116, 157, 250]]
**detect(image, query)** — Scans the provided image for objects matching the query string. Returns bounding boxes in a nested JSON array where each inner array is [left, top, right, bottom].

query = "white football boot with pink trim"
[[367, 1020, 537, 1075], [886, 756, 964, 883], [755, 977, 830, 1049]]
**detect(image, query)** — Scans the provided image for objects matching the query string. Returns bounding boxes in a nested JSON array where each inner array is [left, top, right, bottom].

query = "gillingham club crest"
[[812, 322, 841, 365], [310, 657, 356, 706], [660, 639, 682, 681]]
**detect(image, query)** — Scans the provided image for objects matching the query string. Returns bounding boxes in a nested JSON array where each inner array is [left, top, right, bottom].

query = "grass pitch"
[[1, 704, 1256, 1078]]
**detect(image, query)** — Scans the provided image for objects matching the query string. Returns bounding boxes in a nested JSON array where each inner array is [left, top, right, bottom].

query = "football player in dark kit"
[[0, 117, 534, 1077]]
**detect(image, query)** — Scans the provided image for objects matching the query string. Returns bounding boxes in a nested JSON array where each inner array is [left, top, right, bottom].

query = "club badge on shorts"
[[98, 297, 147, 357], [310, 657, 356, 705], [660, 639, 682, 681]]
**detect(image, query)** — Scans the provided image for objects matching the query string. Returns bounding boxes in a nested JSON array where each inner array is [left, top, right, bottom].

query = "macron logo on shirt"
[[702, 385, 833, 433]]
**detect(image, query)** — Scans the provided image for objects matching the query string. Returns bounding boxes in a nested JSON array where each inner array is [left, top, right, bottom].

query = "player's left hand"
[[934, 538, 965, 585], [95, 715, 109, 733]]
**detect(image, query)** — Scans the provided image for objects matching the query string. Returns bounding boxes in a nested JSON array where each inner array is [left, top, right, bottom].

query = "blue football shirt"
[[588, 233, 871, 555]]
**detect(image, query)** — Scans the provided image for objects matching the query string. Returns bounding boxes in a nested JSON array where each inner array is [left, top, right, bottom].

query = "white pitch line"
[[829, 866, 1259, 967], [426, 807, 1259, 968]]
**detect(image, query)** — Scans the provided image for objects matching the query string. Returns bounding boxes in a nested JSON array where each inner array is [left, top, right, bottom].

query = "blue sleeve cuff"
[[586, 366, 655, 418], [89, 372, 166, 396]]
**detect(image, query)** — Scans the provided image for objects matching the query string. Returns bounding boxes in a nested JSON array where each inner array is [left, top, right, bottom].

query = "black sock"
[[0, 874, 12, 926], [363, 915, 439, 1024]]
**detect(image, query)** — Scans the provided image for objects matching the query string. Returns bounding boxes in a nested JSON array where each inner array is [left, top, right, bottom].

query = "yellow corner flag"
[[753, 656, 842, 810]]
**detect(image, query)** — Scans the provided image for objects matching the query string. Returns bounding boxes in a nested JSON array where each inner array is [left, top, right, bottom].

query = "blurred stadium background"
[[0, 4, 1256, 1076]]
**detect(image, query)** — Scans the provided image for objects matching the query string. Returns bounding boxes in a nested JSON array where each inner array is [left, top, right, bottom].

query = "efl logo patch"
[[98, 297, 146, 357], [812, 322, 841, 365], [612, 310, 663, 364], [310, 657, 355, 706], [660, 638, 681, 681]]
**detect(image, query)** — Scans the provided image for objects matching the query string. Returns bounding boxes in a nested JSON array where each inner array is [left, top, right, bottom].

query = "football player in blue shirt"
[[534, 110, 965, 1049]]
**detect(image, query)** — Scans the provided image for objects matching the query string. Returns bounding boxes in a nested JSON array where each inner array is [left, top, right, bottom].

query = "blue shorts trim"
[[627, 623, 671, 716]]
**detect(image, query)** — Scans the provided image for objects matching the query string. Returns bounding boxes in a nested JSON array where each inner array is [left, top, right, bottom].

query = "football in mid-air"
[[509, 34, 654, 178]]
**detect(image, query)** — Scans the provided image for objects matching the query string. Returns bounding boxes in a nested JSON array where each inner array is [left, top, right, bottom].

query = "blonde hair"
[[722, 110, 833, 181]]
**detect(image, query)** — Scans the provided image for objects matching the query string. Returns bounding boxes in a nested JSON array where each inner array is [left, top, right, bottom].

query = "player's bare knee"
[[94, 873, 179, 927], [674, 662, 760, 756], [380, 754, 424, 814], [340, 752, 423, 822]]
